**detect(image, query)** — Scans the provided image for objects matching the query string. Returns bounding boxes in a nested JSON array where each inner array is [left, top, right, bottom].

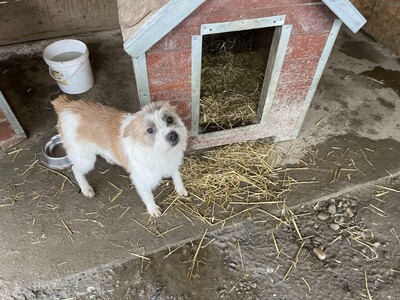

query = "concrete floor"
[[0, 27, 399, 298]]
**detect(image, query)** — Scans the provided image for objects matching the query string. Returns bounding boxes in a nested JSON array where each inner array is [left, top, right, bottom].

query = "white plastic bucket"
[[43, 39, 94, 94]]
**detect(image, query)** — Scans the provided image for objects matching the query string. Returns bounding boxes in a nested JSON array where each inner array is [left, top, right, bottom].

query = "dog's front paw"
[[147, 205, 162, 218], [82, 186, 95, 198], [176, 187, 188, 197]]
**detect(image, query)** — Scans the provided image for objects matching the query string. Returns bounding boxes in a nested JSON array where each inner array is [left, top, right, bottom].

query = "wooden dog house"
[[0, 91, 26, 150], [117, 0, 366, 150]]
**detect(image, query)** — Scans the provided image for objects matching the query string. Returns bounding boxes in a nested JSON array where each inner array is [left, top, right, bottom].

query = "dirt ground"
[[1, 22, 400, 300], [8, 175, 400, 300]]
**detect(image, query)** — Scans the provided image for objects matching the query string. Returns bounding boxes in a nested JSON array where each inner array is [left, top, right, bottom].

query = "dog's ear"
[[142, 102, 163, 114], [155, 101, 177, 112], [123, 115, 146, 139], [51, 94, 70, 113], [123, 120, 135, 138]]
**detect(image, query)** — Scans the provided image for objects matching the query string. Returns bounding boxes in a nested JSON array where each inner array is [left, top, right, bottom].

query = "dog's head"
[[123, 103, 187, 152]]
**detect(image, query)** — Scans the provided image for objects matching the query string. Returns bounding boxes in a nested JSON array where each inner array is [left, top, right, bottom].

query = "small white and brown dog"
[[52, 95, 188, 217]]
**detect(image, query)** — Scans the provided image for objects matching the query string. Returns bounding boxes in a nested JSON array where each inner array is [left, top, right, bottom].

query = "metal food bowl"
[[41, 134, 71, 170]]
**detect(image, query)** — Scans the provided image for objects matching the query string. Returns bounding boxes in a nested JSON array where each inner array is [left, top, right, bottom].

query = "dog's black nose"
[[166, 131, 179, 146]]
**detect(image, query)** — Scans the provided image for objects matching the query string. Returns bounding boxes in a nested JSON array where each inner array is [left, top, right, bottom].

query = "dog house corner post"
[[258, 24, 292, 125], [291, 19, 342, 139], [191, 34, 202, 135], [0, 91, 27, 150], [132, 54, 151, 107]]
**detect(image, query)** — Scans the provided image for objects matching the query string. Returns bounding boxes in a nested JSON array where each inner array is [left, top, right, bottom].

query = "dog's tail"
[[51, 94, 70, 115]]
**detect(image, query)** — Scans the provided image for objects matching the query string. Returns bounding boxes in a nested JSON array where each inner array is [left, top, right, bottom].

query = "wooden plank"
[[196, 0, 322, 14], [117, 0, 169, 42], [322, 0, 366, 32], [123, 0, 206, 59], [0, 0, 119, 46]]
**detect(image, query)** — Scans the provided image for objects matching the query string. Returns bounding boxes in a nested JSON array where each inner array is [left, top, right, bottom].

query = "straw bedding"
[[200, 42, 266, 132]]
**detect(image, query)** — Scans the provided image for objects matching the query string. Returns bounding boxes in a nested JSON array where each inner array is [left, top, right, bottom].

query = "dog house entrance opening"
[[199, 27, 275, 133]]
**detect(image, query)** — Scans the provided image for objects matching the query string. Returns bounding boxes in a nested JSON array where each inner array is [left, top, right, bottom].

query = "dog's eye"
[[166, 116, 173, 125], [146, 128, 153, 134]]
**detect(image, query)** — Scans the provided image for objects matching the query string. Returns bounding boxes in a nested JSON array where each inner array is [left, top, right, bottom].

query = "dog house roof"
[[118, 0, 366, 59]]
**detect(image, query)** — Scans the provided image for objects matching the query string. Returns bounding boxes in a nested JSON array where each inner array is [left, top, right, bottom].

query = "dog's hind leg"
[[70, 154, 96, 198]]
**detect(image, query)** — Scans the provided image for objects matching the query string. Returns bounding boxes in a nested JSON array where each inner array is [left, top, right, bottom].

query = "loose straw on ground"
[[160, 140, 296, 226], [21, 159, 38, 177], [188, 229, 208, 279], [130, 252, 150, 261], [38, 165, 74, 186], [283, 241, 305, 282], [341, 221, 379, 261], [237, 239, 245, 272], [8, 148, 26, 162], [390, 228, 400, 245], [0, 185, 17, 208], [61, 219, 74, 242], [271, 232, 282, 258], [302, 277, 311, 292], [364, 270, 373, 300], [108, 181, 123, 202]]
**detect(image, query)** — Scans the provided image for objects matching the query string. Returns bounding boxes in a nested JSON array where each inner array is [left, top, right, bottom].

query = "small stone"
[[329, 198, 336, 204], [251, 282, 257, 289], [318, 212, 330, 221], [313, 246, 326, 260], [266, 267, 274, 274], [337, 201, 343, 208], [343, 201, 349, 208], [229, 262, 237, 269], [338, 216, 346, 224], [313, 235, 323, 243], [313, 222, 320, 229], [350, 199, 358, 207], [328, 204, 336, 215], [345, 207, 354, 218], [330, 223, 340, 231]]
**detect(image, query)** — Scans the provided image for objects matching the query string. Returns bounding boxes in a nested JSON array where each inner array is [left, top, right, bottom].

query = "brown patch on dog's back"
[[52, 96, 130, 170]]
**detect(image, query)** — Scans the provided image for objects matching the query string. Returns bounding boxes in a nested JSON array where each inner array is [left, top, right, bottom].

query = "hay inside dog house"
[[117, 0, 366, 150]]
